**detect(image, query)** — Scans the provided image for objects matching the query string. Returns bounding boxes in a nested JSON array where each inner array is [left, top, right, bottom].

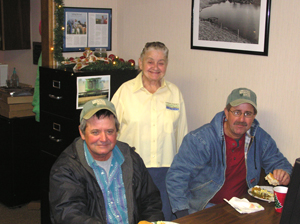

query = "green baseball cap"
[[80, 98, 117, 122], [226, 87, 257, 111]]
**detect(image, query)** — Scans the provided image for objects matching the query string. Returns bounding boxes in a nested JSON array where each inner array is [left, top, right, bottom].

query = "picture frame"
[[191, 0, 271, 56], [63, 7, 112, 52], [76, 75, 111, 109]]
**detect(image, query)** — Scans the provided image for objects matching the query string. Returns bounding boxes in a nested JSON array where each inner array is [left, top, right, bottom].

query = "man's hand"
[[273, 169, 290, 185]]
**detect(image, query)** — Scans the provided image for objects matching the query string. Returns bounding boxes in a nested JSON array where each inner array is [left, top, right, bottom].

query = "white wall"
[[66, 0, 299, 164], [0, 0, 41, 86], [115, 0, 300, 164], [6, 0, 299, 164]]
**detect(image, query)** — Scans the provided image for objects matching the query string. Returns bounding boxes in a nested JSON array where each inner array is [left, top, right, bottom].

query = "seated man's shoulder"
[[188, 122, 216, 139], [189, 112, 223, 138], [255, 126, 271, 137], [51, 138, 82, 169], [116, 141, 144, 164], [61, 138, 82, 157], [116, 140, 133, 151]]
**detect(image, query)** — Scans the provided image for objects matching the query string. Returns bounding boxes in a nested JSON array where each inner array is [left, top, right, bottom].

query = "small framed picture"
[[76, 75, 111, 109]]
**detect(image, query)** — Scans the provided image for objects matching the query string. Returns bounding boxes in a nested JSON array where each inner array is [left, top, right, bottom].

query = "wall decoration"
[[53, 1, 135, 71], [63, 7, 112, 52], [191, 0, 271, 56], [77, 75, 110, 109], [61, 50, 136, 72]]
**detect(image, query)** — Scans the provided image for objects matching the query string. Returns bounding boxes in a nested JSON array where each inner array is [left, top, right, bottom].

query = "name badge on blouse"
[[166, 102, 179, 111]]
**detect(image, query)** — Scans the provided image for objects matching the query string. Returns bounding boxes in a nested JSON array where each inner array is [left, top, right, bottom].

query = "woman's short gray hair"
[[140, 41, 169, 61]]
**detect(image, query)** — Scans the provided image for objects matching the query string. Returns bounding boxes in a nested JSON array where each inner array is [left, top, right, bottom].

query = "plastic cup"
[[274, 186, 288, 213]]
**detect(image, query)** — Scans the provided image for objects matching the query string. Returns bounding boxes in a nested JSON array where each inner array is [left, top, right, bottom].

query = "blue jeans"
[[148, 167, 176, 221]]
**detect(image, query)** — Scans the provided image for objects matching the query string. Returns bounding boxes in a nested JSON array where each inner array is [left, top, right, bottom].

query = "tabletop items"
[[274, 186, 288, 213], [10, 67, 19, 88], [224, 197, 264, 214], [248, 185, 274, 202], [0, 83, 34, 118], [173, 194, 282, 224]]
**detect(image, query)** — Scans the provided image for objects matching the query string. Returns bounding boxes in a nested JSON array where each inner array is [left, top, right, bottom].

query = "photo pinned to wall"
[[191, 0, 271, 56], [64, 7, 112, 52], [76, 75, 111, 109]]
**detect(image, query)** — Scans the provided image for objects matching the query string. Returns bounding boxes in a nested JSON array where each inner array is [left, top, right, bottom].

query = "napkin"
[[224, 197, 264, 214]]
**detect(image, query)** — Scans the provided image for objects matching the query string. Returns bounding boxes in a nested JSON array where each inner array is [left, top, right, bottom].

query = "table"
[[173, 194, 282, 224]]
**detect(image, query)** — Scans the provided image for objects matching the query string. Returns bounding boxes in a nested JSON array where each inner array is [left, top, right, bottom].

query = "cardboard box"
[[0, 84, 35, 118], [0, 100, 34, 118], [0, 94, 33, 104]]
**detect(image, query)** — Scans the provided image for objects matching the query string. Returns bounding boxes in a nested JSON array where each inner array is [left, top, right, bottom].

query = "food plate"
[[248, 185, 274, 202]]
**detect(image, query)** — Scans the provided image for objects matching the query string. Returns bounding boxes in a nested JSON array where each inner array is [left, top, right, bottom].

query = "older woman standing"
[[111, 41, 188, 221]]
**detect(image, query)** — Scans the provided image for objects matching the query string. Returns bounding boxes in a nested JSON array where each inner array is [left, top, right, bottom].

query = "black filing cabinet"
[[39, 66, 137, 223], [0, 115, 39, 207]]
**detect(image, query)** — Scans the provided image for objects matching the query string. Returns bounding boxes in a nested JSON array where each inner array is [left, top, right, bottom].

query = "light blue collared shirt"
[[84, 142, 129, 224]]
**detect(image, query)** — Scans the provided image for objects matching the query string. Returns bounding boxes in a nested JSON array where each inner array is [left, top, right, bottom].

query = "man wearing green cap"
[[49, 98, 164, 223], [166, 87, 292, 218]]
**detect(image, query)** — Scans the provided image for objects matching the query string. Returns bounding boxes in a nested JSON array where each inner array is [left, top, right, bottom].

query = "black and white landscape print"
[[191, 0, 270, 55]]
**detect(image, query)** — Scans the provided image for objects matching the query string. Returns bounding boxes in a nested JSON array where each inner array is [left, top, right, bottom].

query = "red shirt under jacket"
[[210, 133, 248, 204]]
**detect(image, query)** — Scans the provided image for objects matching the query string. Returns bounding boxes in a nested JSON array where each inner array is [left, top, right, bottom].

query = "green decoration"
[[59, 53, 136, 71], [274, 195, 283, 209], [53, 0, 135, 71], [81, 59, 136, 71], [53, 0, 65, 63]]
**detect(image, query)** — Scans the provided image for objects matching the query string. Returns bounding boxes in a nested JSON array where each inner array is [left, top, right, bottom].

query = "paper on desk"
[[224, 197, 264, 214]]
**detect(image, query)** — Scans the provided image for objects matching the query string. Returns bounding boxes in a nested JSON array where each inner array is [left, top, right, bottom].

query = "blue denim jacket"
[[166, 111, 292, 214]]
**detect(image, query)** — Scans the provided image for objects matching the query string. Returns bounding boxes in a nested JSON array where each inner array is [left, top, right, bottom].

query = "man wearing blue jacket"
[[166, 87, 292, 218]]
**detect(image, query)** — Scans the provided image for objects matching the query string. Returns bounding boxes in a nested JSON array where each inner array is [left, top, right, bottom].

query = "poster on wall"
[[191, 0, 271, 56], [76, 75, 111, 109], [64, 7, 112, 52]]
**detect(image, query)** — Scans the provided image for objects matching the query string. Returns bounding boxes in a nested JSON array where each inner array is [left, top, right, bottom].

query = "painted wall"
[[4, 0, 300, 164], [65, 0, 300, 164], [0, 0, 41, 86], [116, 0, 300, 164]]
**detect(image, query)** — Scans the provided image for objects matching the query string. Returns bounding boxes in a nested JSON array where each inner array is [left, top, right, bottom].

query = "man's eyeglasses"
[[229, 110, 254, 118]]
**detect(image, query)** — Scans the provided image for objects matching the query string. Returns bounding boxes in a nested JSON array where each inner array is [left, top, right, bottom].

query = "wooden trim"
[[41, 0, 54, 67]]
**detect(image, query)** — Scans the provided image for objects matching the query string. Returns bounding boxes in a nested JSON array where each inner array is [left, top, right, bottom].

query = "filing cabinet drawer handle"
[[49, 135, 63, 143], [49, 94, 63, 100], [53, 123, 61, 132], [53, 80, 61, 89]]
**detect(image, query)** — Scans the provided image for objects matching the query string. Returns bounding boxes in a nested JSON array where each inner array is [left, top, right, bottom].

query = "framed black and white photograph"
[[63, 7, 112, 52], [191, 0, 271, 56]]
